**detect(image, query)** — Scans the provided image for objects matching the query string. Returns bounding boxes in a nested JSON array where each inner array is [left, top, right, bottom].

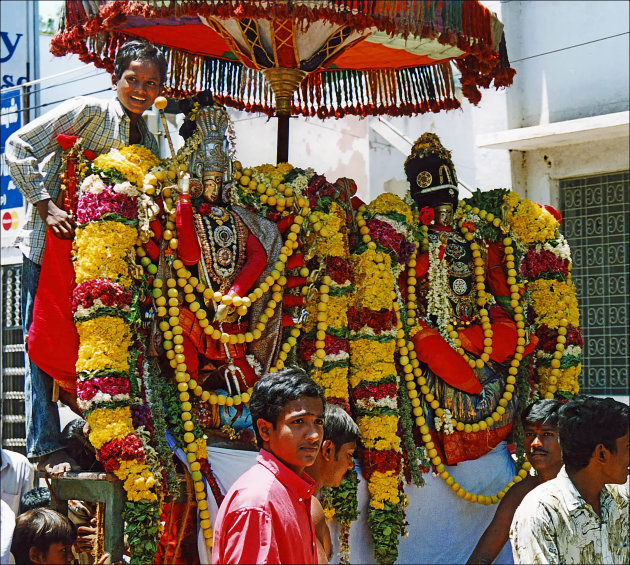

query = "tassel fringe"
[[52, 0, 516, 115]]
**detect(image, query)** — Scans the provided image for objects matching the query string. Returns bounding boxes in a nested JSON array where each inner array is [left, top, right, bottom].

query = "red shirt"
[[212, 449, 318, 564]]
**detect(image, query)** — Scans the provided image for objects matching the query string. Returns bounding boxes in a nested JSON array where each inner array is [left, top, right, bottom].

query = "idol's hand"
[[179, 172, 190, 195], [214, 303, 234, 323]]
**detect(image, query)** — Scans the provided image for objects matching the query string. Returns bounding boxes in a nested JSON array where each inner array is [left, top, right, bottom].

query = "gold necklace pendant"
[[208, 206, 229, 225]]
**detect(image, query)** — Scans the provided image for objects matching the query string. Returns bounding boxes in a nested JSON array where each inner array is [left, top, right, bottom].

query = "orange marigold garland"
[[72, 144, 168, 564], [350, 193, 412, 565]]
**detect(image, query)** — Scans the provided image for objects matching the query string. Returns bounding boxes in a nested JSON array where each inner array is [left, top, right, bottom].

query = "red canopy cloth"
[[52, 0, 515, 118]]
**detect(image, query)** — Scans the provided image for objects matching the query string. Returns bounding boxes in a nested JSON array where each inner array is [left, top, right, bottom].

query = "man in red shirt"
[[212, 368, 326, 564]]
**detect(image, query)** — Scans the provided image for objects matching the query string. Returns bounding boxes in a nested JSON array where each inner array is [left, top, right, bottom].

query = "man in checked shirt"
[[5, 39, 166, 474]]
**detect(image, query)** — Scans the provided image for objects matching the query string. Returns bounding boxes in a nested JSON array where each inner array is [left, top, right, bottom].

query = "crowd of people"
[[3, 369, 627, 564], [2, 36, 629, 565]]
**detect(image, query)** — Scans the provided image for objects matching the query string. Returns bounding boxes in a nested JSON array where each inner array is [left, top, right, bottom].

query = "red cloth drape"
[[28, 234, 78, 393]]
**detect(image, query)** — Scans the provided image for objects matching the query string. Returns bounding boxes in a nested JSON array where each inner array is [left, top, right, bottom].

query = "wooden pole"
[[277, 115, 289, 164]]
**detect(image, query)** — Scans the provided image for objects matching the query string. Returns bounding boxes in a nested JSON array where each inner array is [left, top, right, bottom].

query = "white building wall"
[[482, 0, 629, 204], [500, 0, 629, 127]]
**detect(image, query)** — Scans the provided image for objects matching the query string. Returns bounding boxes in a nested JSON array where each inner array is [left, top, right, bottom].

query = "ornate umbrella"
[[52, 0, 515, 161]]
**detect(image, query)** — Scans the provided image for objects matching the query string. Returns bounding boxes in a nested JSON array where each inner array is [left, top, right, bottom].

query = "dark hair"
[[558, 396, 629, 471], [114, 40, 167, 85], [178, 90, 216, 140], [324, 404, 359, 454], [11, 508, 77, 564], [20, 487, 52, 513], [521, 399, 562, 428], [249, 367, 325, 448]]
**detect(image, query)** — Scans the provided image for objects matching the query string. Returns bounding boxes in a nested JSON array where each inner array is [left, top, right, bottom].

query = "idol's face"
[[202, 170, 223, 203], [433, 203, 454, 227]]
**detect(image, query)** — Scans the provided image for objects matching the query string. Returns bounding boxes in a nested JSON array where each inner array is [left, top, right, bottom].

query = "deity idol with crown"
[[174, 97, 284, 432], [403, 133, 538, 465]]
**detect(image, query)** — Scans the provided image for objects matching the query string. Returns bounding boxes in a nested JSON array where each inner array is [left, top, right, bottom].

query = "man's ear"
[[112, 74, 118, 90], [29, 547, 45, 564], [321, 439, 335, 462], [593, 443, 610, 464], [257, 418, 273, 443]]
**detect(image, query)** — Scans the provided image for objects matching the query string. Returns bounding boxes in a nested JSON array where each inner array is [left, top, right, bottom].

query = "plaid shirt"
[[5, 96, 159, 264]]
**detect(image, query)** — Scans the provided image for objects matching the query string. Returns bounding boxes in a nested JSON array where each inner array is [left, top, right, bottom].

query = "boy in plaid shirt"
[[5, 39, 166, 474]]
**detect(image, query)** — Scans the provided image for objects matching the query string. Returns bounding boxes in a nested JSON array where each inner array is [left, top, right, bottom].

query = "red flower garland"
[[359, 449, 402, 481], [521, 249, 569, 279], [298, 334, 349, 360], [348, 307, 396, 333], [72, 279, 133, 311], [98, 435, 146, 473], [352, 382, 398, 401], [77, 376, 131, 401]]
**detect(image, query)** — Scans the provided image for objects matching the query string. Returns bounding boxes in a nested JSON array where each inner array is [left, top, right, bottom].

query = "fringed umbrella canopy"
[[52, 0, 515, 120]]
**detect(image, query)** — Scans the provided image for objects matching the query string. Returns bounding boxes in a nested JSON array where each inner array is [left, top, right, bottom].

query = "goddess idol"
[[174, 98, 283, 427]]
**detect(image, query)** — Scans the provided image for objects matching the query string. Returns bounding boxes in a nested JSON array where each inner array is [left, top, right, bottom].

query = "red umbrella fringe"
[[62, 0, 510, 49], [52, 1, 514, 115], [52, 29, 504, 117]]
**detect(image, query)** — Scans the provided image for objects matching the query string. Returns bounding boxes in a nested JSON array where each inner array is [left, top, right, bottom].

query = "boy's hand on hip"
[[37, 198, 75, 239]]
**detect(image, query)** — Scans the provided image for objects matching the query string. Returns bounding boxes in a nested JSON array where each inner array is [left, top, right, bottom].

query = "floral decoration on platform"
[[458, 189, 582, 398], [236, 163, 360, 562], [349, 193, 413, 565], [71, 143, 171, 564]]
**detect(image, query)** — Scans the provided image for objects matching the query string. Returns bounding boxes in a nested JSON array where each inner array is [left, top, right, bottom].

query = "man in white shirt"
[[510, 396, 629, 564], [1, 448, 34, 565]]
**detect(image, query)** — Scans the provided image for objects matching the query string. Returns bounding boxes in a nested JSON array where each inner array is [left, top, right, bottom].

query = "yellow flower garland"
[[93, 148, 156, 186], [76, 317, 132, 373], [325, 295, 350, 330], [357, 415, 400, 452], [86, 406, 135, 449], [529, 279, 580, 329], [351, 339, 396, 367], [114, 460, 159, 503], [74, 221, 138, 286], [349, 362, 398, 388], [367, 470, 402, 509], [505, 192, 559, 244], [312, 366, 351, 400], [367, 193, 413, 224]]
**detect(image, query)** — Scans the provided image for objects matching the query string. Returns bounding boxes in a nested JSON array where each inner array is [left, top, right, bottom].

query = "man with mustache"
[[510, 396, 629, 564], [467, 399, 563, 564]]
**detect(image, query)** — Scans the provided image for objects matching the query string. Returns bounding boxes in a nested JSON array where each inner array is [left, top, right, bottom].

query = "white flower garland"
[[434, 408, 455, 435], [537, 235, 572, 261], [112, 181, 138, 197], [321, 351, 350, 363], [355, 396, 398, 411], [80, 174, 105, 194], [77, 391, 131, 412], [426, 240, 454, 344], [74, 299, 133, 319]]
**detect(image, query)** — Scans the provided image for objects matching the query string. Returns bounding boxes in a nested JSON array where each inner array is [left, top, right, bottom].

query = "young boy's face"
[[258, 396, 324, 475], [30, 541, 74, 564], [112, 59, 162, 116], [323, 440, 357, 488]]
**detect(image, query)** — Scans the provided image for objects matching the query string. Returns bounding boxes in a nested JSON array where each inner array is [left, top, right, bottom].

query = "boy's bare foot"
[[37, 449, 80, 475]]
